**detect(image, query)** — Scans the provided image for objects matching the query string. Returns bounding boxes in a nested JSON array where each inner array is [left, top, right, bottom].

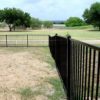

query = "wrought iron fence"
[[49, 35, 100, 100], [0, 34, 99, 100], [0, 34, 48, 47]]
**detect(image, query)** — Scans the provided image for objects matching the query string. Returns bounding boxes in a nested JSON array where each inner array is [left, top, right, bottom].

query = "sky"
[[0, 0, 100, 20]]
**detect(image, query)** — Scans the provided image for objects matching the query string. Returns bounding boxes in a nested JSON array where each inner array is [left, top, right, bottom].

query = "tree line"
[[65, 2, 100, 30], [0, 8, 53, 31], [0, 2, 100, 31]]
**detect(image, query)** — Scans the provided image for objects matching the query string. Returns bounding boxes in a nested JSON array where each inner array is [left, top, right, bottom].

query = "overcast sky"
[[0, 0, 99, 20]]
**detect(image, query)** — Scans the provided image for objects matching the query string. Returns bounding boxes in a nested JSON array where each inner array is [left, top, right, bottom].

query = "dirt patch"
[[0, 50, 57, 100], [34, 95, 48, 100]]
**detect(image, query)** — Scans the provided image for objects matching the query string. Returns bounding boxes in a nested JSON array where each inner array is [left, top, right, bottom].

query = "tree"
[[31, 18, 42, 29], [83, 2, 100, 30], [65, 17, 85, 27], [43, 21, 53, 28], [0, 10, 4, 22], [0, 8, 31, 31], [53, 20, 64, 24], [22, 13, 31, 28]]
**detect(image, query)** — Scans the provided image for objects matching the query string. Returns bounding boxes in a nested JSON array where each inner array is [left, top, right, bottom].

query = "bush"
[[43, 21, 53, 28], [31, 18, 42, 29], [0, 22, 6, 28], [65, 17, 86, 27]]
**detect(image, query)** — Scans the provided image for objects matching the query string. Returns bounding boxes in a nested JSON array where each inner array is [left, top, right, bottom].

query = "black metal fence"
[[0, 34, 99, 100], [0, 34, 48, 47], [49, 35, 100, 100]]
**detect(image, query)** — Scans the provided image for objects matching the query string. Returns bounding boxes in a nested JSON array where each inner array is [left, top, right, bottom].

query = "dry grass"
[[0, 47, 66, 100]]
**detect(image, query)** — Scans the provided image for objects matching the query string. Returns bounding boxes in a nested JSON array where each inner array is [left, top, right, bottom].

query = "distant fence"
[[49, 35, 100, 100], [0, 34, 48, 47]]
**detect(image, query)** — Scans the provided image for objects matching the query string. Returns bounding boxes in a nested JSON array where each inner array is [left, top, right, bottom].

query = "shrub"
[[43, 21, 53, 28], [65, 17, 85, 27], [31, 18, 42, 29]]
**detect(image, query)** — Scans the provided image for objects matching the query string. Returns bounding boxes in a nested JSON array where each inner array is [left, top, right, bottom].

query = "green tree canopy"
[[65, 17, 85, 27], [0, 8, 31, 31], [83, 2, 100, 30], [31, 18, 42, 29], [43, 21, 53, 28]]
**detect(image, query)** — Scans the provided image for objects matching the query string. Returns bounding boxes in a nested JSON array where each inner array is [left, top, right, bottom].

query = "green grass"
[[0, 28, 100, 40], [47, 78, 66, 100], [18, 87, 33, 99], [17, 87, 43, 100], [65, 25, 92, 29], [67, 29, 100, 40], [43, 48, 66, 100]]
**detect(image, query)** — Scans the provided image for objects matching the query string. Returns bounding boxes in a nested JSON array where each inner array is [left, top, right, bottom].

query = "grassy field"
[[0, 27, 100, 40], [0, 27, 99, 47]]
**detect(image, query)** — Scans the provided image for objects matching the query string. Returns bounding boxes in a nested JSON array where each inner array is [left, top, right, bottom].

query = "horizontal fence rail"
[[0, 34, 48, 47], [49, 35, 100, 100]]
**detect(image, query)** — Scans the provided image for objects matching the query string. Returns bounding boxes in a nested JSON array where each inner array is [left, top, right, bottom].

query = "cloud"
[[0, 0, 100, 20]]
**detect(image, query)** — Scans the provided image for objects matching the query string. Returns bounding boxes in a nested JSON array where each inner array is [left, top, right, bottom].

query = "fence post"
[[27, 35, 28, 47], [67, 35, 72, 100], [6, 35, 8, 47]]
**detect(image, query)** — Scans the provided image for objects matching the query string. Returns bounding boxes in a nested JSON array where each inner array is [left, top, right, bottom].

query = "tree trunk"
[[13, 26, 16, 31], [8, 25, 12, 32], [9, 27, 12, 32], [99, 26, 100, 31]]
